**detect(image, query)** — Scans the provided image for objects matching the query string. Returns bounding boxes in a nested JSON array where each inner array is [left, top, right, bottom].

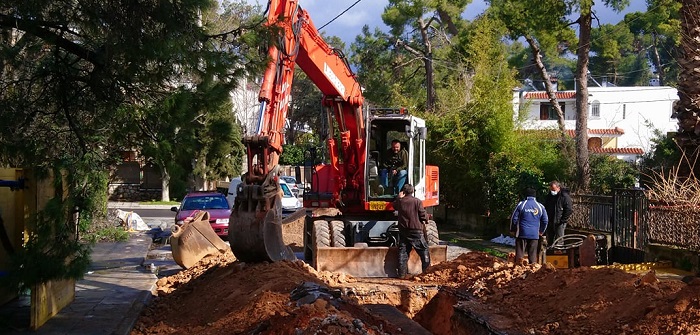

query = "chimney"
[[649, 73, 660, 86], [549, 76, 558, 91]]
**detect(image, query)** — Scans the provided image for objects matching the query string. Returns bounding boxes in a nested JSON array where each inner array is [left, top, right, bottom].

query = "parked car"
[[279, 179, 303, 215], [171, 192, 231, 239], [280, 175, 301, 197]]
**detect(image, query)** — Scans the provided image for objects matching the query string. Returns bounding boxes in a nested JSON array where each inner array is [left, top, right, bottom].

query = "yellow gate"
[[0, 168, 75, 329]]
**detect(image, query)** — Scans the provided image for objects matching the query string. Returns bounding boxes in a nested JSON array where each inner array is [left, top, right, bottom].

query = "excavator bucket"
[[313, 245, 448, 277], [170, 211, 230, 269], [229, 192, 295, 262]]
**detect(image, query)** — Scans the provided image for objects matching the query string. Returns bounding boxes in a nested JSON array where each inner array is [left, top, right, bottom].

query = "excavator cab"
[[366, 109, 428, 201]]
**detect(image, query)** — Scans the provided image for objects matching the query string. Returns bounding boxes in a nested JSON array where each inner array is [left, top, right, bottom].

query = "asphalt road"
[[111, 208, 174, 219]]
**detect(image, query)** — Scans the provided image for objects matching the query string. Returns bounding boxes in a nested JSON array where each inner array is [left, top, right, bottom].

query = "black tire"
[[424, 220, 440, 246], [312, 220, 331, 249], [310, 220, 330, 268], [329, 220, 346, 247]]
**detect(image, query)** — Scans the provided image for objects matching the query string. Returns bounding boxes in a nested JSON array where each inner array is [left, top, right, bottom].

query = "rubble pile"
[[132, 250, 700, 335]]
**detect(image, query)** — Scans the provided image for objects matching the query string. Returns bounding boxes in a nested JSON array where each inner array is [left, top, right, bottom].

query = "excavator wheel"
[[424, 220, 440, 246], [329, 220, 346, 247], [311, 220, 330, 267]]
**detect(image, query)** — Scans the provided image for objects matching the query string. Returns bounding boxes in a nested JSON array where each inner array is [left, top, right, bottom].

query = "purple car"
[[171, 192, 231, 239]]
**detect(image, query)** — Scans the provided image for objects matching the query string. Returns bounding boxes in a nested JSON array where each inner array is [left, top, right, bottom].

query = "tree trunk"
[[436, 9, 459, 36], [525, 35, 567, 142], [651, 33, 666, 86], [575, 11, 592, 192], [676, 0, 700, 176], [195, 157, 207, 191], [161, 165, 170, 202], [418, 17, 436, 111]]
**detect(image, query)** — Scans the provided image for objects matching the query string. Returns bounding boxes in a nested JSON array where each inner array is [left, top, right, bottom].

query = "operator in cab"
[[393, 184, 430, 278], [382, 139, 408, 195]]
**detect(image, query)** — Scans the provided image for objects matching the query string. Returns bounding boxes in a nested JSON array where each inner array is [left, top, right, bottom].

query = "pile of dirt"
[[153, 251, 236, 295], [134, 249, 699, 335], [412, 252, 700, 335], [132, 258, 400, 335]]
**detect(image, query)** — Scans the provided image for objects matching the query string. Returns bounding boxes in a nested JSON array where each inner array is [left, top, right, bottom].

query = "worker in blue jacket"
[[510, 188, 548, 264]]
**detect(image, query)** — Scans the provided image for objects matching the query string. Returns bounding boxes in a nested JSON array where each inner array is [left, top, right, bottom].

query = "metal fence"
[[571, 189, 700, 263], [569, 194, 613, 233], [647, 205, 700, 251], [570, 189, 648, 263]]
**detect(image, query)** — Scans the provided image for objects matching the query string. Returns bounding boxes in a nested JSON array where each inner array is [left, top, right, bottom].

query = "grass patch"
[[440, 231, 509, 259], [139, 200, 180, 205], [83, 227, 130, 243]]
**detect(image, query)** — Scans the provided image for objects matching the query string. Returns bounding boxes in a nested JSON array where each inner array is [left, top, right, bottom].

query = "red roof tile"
[[523, 91, 576, 100], [591, 147, 644, 155], [565, 128, 625, 137]]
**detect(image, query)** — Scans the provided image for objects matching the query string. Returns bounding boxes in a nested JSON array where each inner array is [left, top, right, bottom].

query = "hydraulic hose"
[[549, 234, 590, 250]]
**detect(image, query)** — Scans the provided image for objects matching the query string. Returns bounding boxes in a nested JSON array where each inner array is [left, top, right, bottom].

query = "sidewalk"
[[107, 201, 175, 210], [0, 233, 159, 335]]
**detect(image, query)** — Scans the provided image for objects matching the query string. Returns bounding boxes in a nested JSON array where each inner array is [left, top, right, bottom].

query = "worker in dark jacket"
[[510, 188, 548, 264], [393, 183, 430, 278], [544, 181, 573, 247]]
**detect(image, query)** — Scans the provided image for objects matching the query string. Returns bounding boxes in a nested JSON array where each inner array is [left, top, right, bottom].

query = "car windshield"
[[280, 183, 294, 197], [181, 195, 229, 210], [281, 176, 296, 184]]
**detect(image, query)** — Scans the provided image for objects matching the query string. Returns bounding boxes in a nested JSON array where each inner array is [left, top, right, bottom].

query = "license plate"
[[368, 201, 387, 211]]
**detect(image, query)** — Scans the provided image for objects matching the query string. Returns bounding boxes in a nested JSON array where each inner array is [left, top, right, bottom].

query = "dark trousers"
[[547, 223, 566, 246], [398, 229, 431, 277], [515, 237, 539, 264]]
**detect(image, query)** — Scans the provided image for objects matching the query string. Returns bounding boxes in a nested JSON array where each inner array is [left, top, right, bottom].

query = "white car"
[[279, 178, 303, 214], [280, 175, 301, 197], [226, 176, 242, 208]]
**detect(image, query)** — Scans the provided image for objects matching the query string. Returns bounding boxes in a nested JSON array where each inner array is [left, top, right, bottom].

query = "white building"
[[230, 77, 262, 136], [513, 86, 679, 162]]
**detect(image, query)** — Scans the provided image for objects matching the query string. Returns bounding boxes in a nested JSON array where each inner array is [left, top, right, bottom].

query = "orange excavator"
[[226, 0, 445, 277]]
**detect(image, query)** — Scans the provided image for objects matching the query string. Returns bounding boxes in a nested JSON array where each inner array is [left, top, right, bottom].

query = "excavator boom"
[[229, 0, 365, 262]]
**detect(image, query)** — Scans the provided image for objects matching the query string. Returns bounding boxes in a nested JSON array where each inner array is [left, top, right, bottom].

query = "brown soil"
[[133, 248, 700, 335]]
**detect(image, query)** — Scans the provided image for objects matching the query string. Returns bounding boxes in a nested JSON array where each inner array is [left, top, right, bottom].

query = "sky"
[[245, 0, 649, 47]]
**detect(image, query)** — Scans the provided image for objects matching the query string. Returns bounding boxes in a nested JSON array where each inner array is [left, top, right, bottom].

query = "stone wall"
[[108, 184, 161, 201]]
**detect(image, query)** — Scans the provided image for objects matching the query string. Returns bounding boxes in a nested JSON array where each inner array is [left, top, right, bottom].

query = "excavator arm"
[[230, 0, 366, 262]]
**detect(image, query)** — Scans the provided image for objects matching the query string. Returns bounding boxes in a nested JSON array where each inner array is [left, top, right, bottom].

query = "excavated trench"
[[334, 280, 502, 334]]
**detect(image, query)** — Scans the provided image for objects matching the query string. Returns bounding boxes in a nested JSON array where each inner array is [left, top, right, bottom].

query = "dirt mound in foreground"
[[133, 250, 700, 335], [132, 258, 399, 335]]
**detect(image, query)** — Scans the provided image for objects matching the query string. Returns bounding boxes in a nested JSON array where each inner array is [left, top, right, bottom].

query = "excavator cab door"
[[406, 118, 427, 201]]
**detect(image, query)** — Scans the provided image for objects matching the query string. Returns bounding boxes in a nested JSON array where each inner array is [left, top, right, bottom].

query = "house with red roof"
[[513, 85, 678, 162]]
